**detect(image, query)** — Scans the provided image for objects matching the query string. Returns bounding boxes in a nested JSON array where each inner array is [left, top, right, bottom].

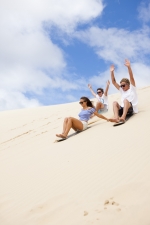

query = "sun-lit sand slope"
[[0, 86, 150, 225]]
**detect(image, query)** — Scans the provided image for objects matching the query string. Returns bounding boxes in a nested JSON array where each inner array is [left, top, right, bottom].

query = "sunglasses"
[[79, 101, 86, 104], [97, 91, 102, 94], [120, 84, 126, 88]]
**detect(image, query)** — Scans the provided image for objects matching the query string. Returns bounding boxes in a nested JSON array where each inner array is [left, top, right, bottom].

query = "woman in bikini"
[[56, 96, 110, 139]]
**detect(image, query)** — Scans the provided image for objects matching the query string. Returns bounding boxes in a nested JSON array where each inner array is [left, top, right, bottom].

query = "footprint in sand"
[[30, 204, 45, 213], [83, 211, 88, 216], [83, 197, 121, 222], [104, 198, 121, 211]]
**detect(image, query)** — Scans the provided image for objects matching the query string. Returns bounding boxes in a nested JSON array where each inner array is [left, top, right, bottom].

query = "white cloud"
[[74, 26, 150, 64], [138, 2, 150, 23], [1, 0, 104, 32], [131, 63, 150, 87], [0, 0, 104, 110], [0, 90, 40, 111], [65, 95, 77, 102], [74, 25, 150, 89]]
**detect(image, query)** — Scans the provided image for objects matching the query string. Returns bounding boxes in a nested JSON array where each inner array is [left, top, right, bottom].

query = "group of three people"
[[56, 59, 138, 139]]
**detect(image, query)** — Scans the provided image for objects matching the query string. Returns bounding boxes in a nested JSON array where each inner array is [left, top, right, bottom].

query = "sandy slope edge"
[[0, 86, 150, 225]]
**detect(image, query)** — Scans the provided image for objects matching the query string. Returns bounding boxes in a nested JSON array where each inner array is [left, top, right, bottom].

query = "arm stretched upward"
[[110, 65, 120, 90], [88, 84, 97, 97], [104, 80, 110, 96], [124, 59, 136, 87]]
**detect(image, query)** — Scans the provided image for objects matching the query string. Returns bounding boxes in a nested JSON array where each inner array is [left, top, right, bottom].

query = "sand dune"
[[1, 86, 150, 225]]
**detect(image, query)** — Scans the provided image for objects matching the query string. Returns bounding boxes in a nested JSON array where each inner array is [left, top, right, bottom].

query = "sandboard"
[[113, 114, 134, 127], [55, 127, 91, 142]]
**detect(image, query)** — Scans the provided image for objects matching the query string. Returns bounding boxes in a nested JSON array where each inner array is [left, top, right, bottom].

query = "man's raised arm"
[[104, 80, 110, 96], [110, 65, 120, 90], [124, 59, 136, 87]]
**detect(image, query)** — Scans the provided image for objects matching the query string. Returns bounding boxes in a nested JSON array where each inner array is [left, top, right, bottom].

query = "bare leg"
[[109, 101, 120, 123], [56, 117, 83, 138], [90, 102, 104, 118], [62, 117, 68, 134], [56, 117, 69, 138], [63, 117, 79, 132], [120, 99, 132, 122], [96, 102, 104, 111]]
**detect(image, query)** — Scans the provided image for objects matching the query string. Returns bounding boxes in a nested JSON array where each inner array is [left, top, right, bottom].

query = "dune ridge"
[[0, 86, 150, 225]]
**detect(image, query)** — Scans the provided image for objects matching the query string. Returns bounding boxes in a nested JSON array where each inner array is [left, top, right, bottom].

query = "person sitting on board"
[[88, 80, 110, 114], [56, 97, 110, 139], [109, 59, 138, 123]]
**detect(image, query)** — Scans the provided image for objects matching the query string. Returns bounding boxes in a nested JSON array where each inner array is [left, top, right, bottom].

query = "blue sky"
[[0, 0, 150, 110]]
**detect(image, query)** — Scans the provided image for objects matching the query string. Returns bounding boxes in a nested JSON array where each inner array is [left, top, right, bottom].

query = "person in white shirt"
[[88, 80, 110, 113], [110, 59, 138, 123]]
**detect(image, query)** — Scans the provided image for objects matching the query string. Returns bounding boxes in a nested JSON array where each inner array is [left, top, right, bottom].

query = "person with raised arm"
[[56, 97, 110, 139], [88, 80, 110, 114], [110, 59, 138, 123]]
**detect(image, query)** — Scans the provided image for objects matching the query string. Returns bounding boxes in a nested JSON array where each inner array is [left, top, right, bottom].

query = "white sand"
[[0, 86, 150, 225]]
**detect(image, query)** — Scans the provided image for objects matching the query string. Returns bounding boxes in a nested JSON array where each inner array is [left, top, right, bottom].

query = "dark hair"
[[120, 78, 130, 85], [97, 88, 104, 93], [80, 97, 94, 108]]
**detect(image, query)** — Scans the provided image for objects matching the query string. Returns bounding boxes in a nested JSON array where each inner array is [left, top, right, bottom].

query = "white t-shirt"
[[119, 84, 138, 113], [96, 94, 109, 109]]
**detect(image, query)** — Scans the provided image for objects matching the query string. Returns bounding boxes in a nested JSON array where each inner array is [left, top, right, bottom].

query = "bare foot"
[[56, 134, 67, 139], [109, 118, 120, 123], [119, 117, 125, 122]]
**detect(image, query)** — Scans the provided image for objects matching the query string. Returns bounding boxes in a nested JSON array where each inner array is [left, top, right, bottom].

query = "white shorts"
[[81, 121, 88, 130], [98, 104, 108, 114]]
